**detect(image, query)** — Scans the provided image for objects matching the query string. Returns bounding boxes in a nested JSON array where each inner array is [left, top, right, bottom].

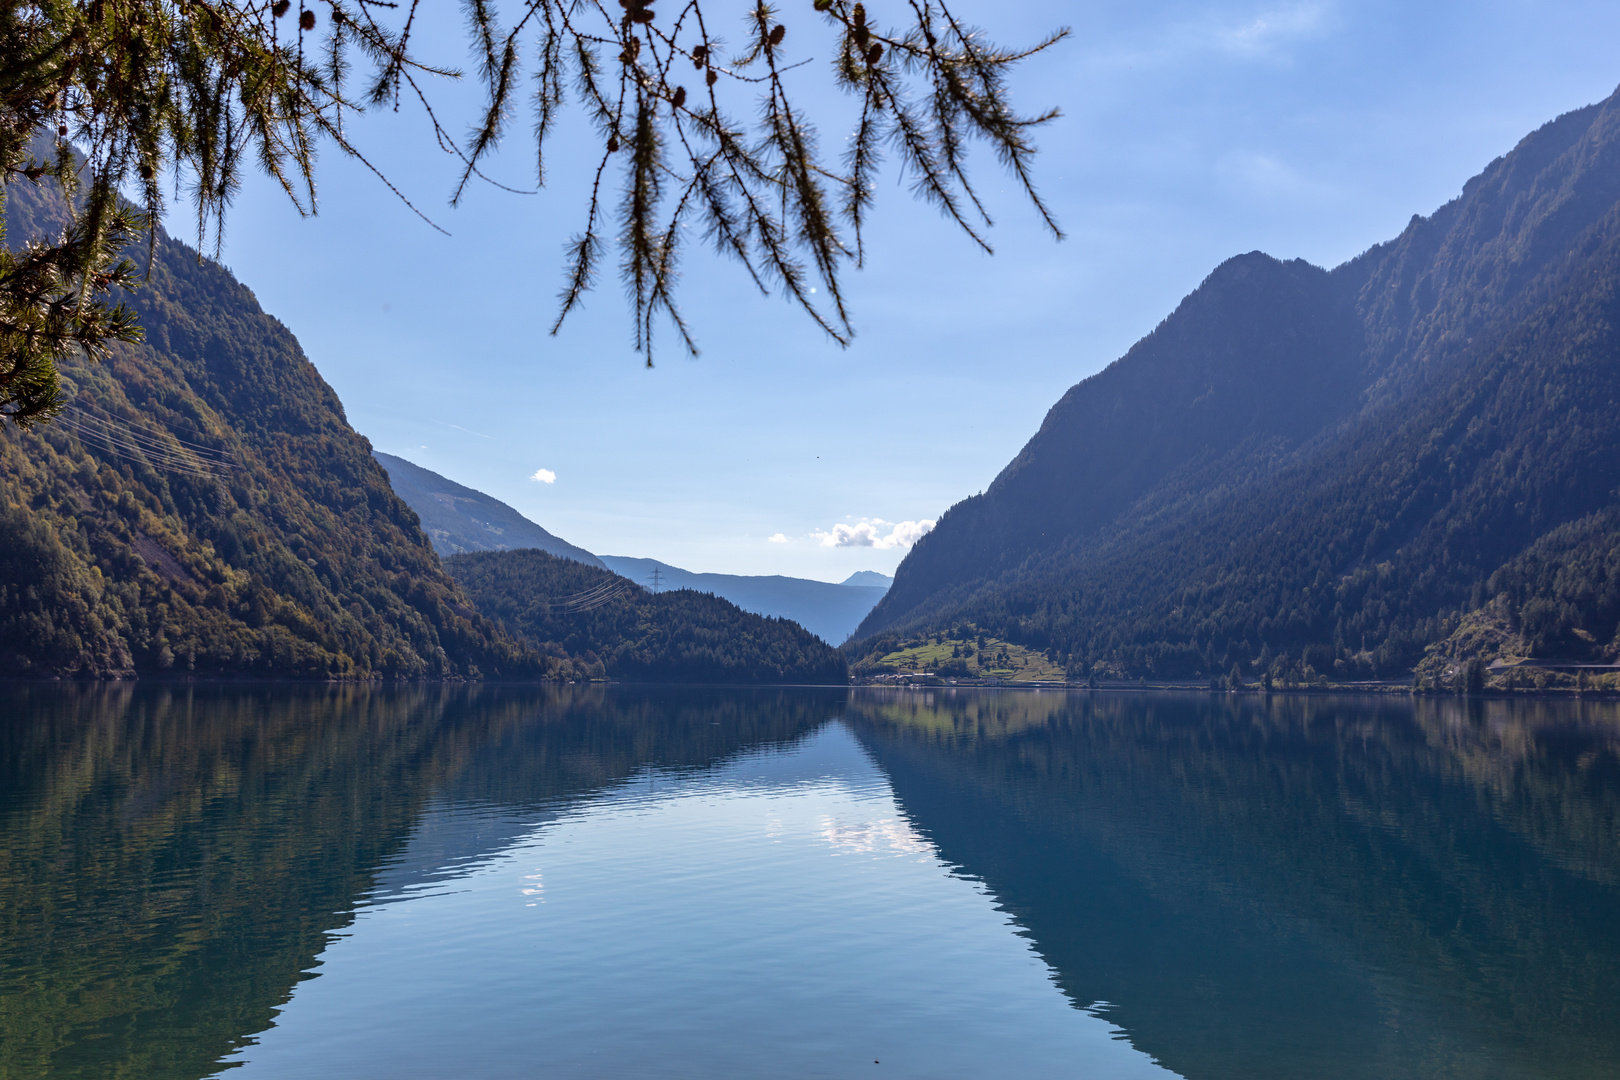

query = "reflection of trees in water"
[[0, 683, 838, 1080], [847, 689, 1620, 1080], [846, 686, 1076, 739]]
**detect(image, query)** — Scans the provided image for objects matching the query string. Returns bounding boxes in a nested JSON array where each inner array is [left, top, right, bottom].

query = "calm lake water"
[[3, 685, 1620, 1079]]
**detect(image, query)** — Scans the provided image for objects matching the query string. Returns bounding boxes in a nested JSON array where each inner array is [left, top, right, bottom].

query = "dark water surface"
[[3, 686, 1620, 1079]]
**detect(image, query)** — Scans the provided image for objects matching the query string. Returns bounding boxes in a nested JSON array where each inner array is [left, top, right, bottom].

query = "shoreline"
[[6, 675, 1617, 699], [848, 679, 1620, 699]]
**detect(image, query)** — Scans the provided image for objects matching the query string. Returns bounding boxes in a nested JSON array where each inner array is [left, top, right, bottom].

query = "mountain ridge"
[[373, 451, 603, 567], [598, 555, 887, 645], [448, 549, 848, 683], [854, 87, 1620, 683], [373, 456, 887, 645], [0, 171, 542, 679]]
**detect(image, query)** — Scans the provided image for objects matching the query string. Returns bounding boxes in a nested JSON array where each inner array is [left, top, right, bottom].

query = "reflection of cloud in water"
[[819, 813, 935, 857]]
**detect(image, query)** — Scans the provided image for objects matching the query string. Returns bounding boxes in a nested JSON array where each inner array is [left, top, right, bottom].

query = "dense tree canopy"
[[448, 547, 848, 684], [0, 0, 1065, 425], [0, 168, 544, 678]]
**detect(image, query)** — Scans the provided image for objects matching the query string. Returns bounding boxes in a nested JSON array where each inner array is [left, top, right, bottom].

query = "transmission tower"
[[647, 566, 664, 593]]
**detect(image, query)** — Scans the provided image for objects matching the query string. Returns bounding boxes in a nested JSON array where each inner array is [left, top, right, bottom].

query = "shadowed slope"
[[855, 89, 1620, 681]]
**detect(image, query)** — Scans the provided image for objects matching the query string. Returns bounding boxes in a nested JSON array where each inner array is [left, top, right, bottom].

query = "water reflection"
[[0, 683, 836, 1080], [846, 689, 1620, 1080], [3, 684, 1618, 1079], [218, 720, 1157, 1080]]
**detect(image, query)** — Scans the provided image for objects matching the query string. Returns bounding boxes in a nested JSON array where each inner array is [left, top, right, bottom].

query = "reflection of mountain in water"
[[12, 684, 1620, 1080], [847, 690, 1620, 1080], [365, 804, 562, 905], [0, 684, 839, 1080]]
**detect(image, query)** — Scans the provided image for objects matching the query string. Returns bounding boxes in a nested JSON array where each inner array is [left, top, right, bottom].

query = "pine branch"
[[0, 0, 1065, 410]]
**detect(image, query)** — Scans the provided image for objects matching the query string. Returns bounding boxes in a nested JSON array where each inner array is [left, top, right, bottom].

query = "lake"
[[3, 684, 1618, 1079]]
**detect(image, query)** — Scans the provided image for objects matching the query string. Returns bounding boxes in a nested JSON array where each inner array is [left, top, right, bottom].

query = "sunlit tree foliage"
[[0, 0, 1066, 426]]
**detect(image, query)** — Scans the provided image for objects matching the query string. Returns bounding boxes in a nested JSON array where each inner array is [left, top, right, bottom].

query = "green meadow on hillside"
[[852, 635, 1067, 682]]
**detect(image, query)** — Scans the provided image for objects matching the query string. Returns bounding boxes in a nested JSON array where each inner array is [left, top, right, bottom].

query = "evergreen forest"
[[853, 88, 1620, 686], [447, 549, 848, 685], [0, 175, 542, 679]]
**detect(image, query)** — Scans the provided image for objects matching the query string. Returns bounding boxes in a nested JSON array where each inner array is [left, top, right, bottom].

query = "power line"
[[53, 404, 238, 478], [545, 577, 636, 613]]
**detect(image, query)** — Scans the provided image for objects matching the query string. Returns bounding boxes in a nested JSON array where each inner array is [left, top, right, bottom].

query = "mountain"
[[854, 88, 1620, 684], [373, 451, 603, 567], [447, 550, 848, 684], [370, 456, 884, 644], [841, 571, 894, 589], [0, 175, 542, 679], [598, 556, 888, 644]]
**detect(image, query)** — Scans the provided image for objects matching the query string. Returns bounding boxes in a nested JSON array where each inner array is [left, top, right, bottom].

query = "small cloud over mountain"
[[531, 468, 556, 484], [768, 533, 789, 544], [814, 518, 934, 549]]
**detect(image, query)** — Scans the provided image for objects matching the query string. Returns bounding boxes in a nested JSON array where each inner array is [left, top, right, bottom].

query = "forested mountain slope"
[[854, 89, 1620, 681], [448, 550, 848, 684], [374, 452, 603, 566], [0, 177, 542, 679]]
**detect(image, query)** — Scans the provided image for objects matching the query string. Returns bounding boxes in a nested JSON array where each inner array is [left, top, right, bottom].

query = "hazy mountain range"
[[856, 86, 1620, 682], [371, 453, 892, 644], [599, 557, 888, 645], [0, 168, 846, 682]]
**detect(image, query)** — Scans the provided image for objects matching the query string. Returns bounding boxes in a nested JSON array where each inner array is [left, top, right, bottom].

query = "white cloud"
[[883, 520, 935, 547], [767, 533, 789, 544], [530, 468, 556, 484], [813, 518, 935, 550]]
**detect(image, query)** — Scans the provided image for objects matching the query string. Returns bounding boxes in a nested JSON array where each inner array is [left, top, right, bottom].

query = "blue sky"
[[210, 0, 1620, 580]]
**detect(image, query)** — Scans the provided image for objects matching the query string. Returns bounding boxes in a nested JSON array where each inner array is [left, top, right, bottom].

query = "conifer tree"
[[0, 0, 1067, 426]]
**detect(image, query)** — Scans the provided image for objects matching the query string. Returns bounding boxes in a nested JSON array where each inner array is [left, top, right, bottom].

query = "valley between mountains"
[[10, 88, 1620, 691]]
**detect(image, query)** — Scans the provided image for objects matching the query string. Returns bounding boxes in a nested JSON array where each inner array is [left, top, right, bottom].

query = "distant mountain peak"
[[597, 556, 887, 644], [841, 571, 893, 589], [374, 452, 602, 569]]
